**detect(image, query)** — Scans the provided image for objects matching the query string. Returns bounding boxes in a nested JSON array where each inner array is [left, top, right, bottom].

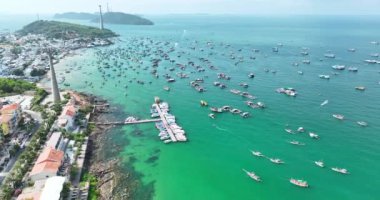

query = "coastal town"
[[0, 20, 114, 83], [0, 82, 101, 200], [0, 10, 117, 199]]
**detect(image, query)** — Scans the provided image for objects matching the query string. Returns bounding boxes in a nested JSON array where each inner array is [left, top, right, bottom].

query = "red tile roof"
[[30, 147, 64, 177]]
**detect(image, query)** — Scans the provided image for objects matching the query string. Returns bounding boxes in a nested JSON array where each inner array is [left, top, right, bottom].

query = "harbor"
[[94, 97, 187, 143]]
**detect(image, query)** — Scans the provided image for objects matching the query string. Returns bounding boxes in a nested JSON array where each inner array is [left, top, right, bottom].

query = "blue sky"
[[1, 0, 379, 15]]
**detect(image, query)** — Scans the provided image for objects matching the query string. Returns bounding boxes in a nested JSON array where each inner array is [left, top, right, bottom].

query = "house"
[[29, 147, 64, 181], [17, 176, 66, 200], [58, 104, 77, 131], [0, 103, 21, 135]]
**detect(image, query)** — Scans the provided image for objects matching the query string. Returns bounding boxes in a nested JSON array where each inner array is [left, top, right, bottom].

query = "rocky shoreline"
[[82, 95, 133, 200]]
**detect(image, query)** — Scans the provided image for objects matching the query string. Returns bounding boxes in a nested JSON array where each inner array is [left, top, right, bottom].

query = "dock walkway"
[[95, 119, 161, 125], [155, 103, 178, 142]]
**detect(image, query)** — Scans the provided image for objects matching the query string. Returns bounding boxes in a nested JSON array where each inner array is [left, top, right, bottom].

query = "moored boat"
[[290, 178, 309, 188], [309, 132, 319, 139], [357, 121, 368, 127], [315, 160, 325, 168], [243, 169, 261, 182], [251, 151, 264, 157], [331, 167, 349, 174], [333, 114, 345, 120], [269, 158, 284, 164]]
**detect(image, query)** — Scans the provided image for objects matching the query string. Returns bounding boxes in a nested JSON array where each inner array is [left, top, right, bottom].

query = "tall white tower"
[[48, 52, 61, 104], [99, 5, 104, 30]]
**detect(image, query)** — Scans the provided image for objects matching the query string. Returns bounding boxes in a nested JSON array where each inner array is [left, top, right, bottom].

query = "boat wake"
[[212, 124, 229, 132]]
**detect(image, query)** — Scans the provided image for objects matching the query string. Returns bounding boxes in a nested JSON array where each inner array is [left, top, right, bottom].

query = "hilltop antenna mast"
[[99, 5, 104, 30]]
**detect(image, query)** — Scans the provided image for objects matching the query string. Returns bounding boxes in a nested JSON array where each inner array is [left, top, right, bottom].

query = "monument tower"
[[47, 51, 61, 103]]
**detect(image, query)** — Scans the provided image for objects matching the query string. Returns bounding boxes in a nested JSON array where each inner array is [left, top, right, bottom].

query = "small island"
[[54, 12, 154, 25], [18, 20, 117, 39]]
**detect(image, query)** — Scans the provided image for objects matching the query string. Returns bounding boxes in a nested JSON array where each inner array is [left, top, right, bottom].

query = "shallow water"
[[5, 15, 380, 199]]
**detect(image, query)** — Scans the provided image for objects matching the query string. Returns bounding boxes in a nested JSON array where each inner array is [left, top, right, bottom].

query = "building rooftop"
[[29, 147, 64, 177]]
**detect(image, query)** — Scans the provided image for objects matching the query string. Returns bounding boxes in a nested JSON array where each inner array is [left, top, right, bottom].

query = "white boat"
[[331, 167, 349, 174], [290, 178, 309, 188], [348, 67, 358, 72], [320, 100, 329, 106], [289, 141, 305, 146], [243, 169, 261, 182], [285, 129, 294, 134], [309, 132, 319, 139], [298, 71, 303, 75], [251, 151, 264, 157], [357, 121, 368, 127], [332, 65, 345, 70], [333, 114, 345, 120], [270, 158, 284, 164], [324, 53, 336, 58], [297, 127, 305, 132], [355, 86, 366, 91], [319, 75, 330, 79], [208, 113, 215, 119], [315, 160, 325, 168]]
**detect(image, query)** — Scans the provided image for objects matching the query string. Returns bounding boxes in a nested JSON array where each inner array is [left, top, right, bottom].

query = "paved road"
[[0, 122, 40, 185]]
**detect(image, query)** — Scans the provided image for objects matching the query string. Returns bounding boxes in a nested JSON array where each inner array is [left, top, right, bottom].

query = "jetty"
[[151, 97, 187, 143], [93, 97, 187, 143], [95, 118, 161, 125]]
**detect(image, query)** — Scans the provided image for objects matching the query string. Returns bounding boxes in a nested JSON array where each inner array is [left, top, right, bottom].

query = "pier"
[[154, 102, 178, 142], [95, 119, 161, 125]]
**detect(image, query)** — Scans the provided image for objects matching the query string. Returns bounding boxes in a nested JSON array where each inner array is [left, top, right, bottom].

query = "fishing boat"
[[297, 127, 305, 132], [222, 106, 231, 111], [331, 167, 349, 174], [200, 100, 208, 106], [309, 132, 319, 139], [324, 53, 336, 58], [319, 75, 330, 79], [289, 141, 305, 146], [298, 71, 303, 75], [243, 169, 261, 182], [315, 160, 325, 168], [208, 113, 215, 119], [163, 86, 170, 91], [355, 86, 366, 91], [230, 108, 242, 114], [290, 178, 309, 188], [240, 112, 250, 118], [251, 151, 264, 157], [357, 121, 368, 127], [332, 65, 345, 70], [269, 158, 284, 164], [285, 129, 294, 134], [333, 114, 345, 120], [348, 67, 358, 72]]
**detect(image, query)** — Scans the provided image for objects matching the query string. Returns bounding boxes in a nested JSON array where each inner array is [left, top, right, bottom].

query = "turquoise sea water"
[[3, 15, 380, 199]]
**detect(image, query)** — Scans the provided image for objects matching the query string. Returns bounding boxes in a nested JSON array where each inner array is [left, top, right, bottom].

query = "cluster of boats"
[[332, 114, 368, 127], [208, 105, 250, 119], [276, 88, 297, 97], [245, 150, 350, 187], [314, 160, 349, 174], [151, 99, 187, 143]]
